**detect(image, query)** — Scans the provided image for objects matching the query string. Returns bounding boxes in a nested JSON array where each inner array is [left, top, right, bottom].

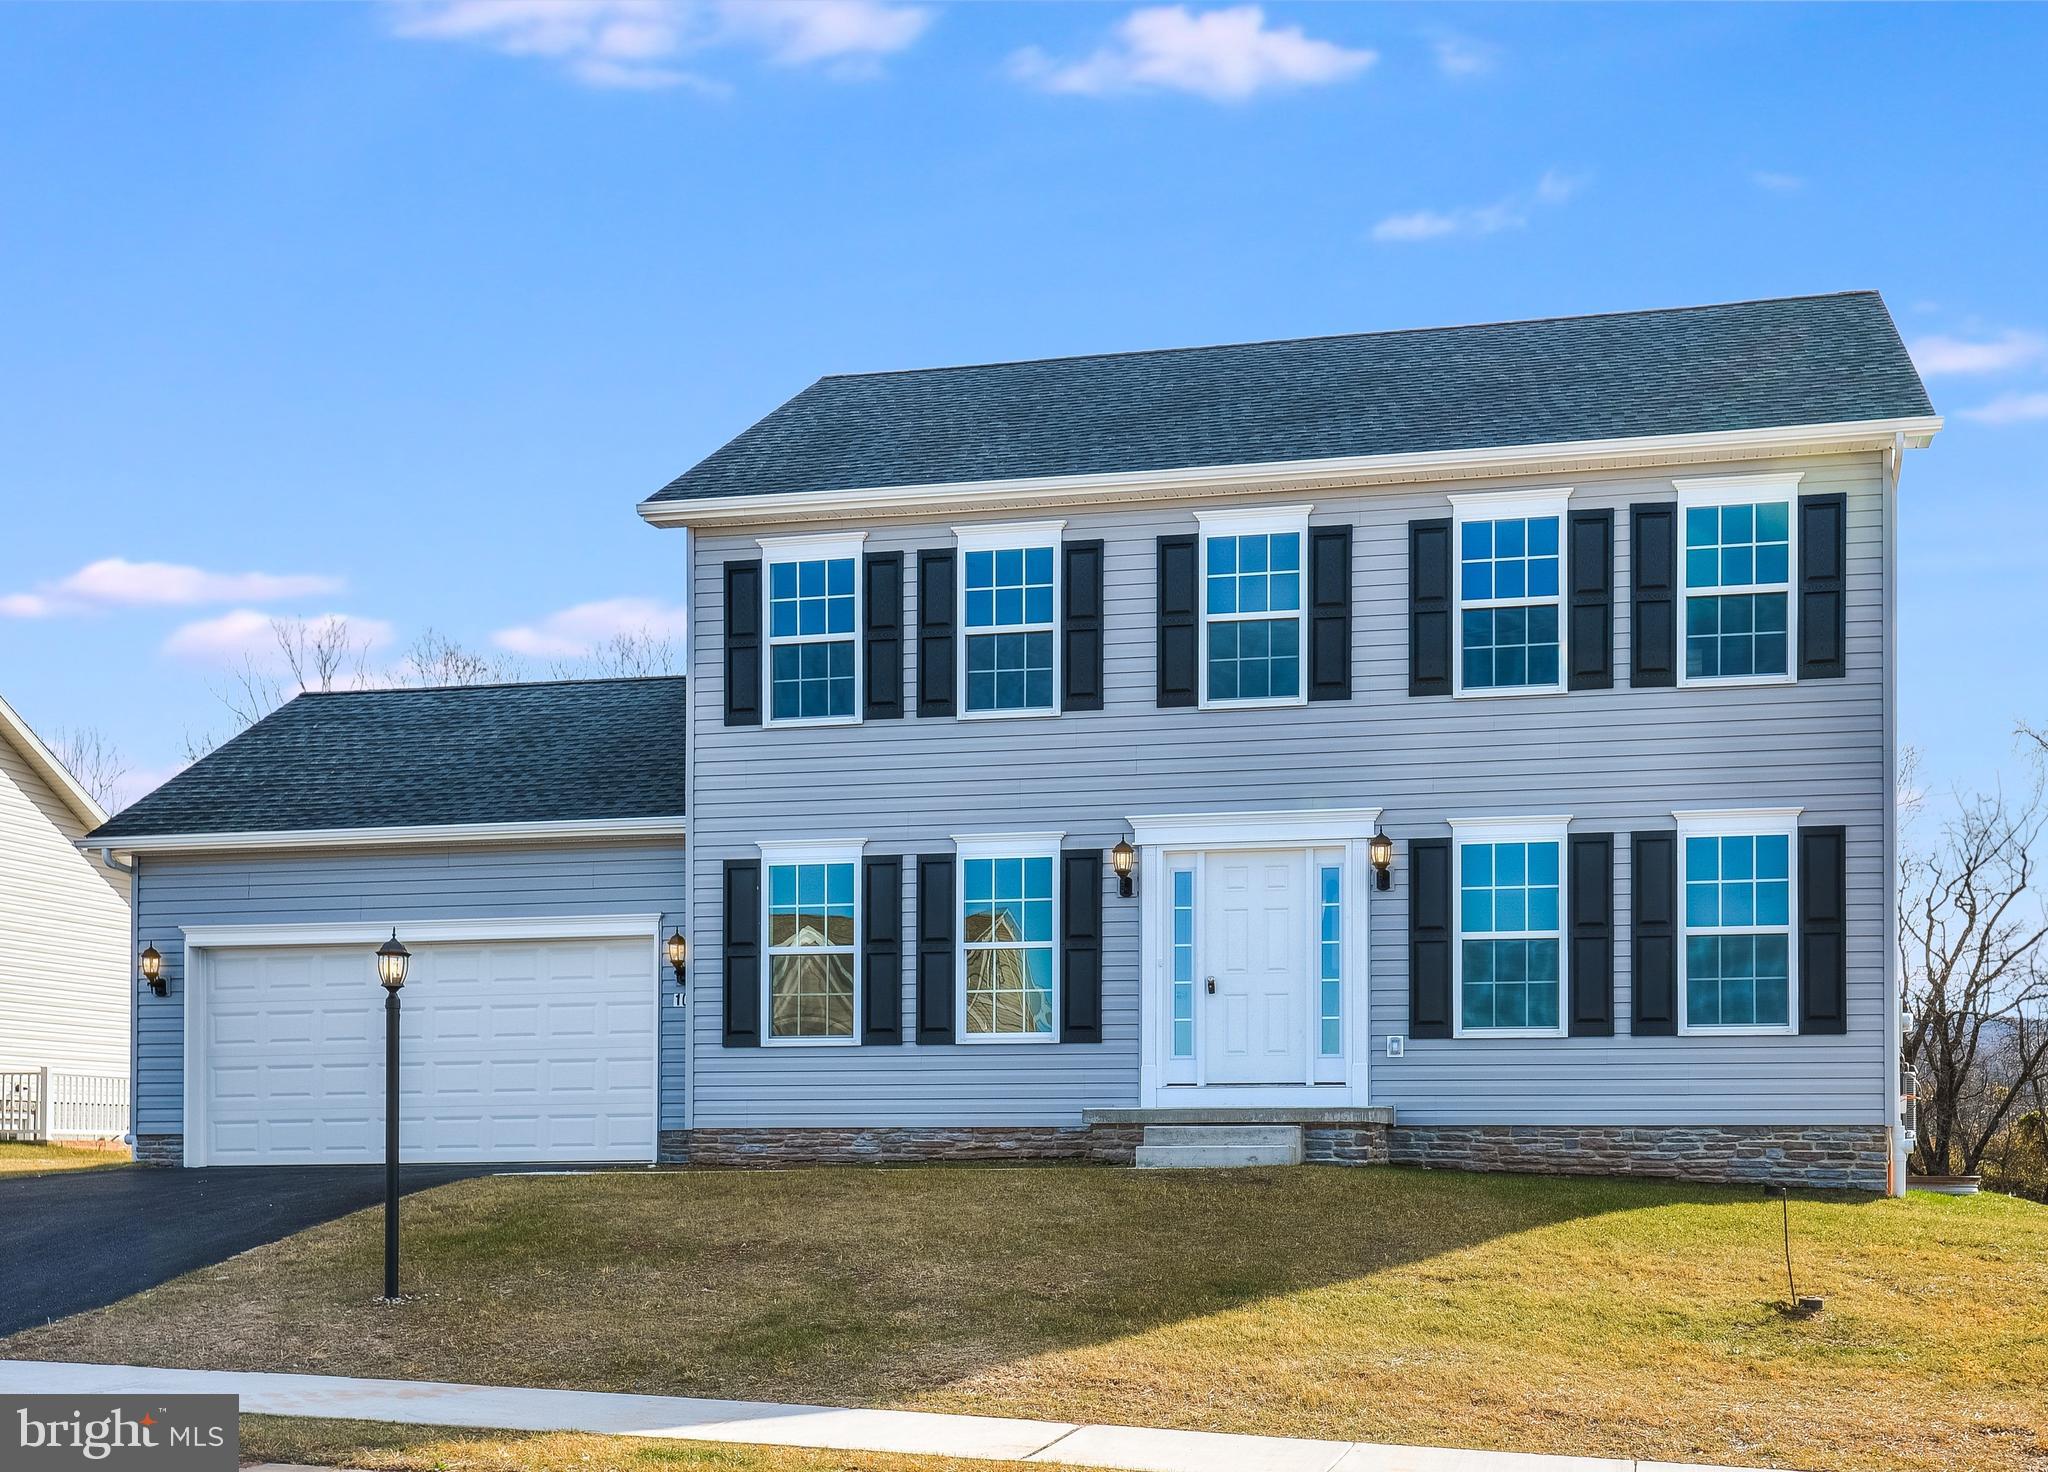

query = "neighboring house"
[[98, 291, 1939, 1193], [0, 695, 131, 1139]]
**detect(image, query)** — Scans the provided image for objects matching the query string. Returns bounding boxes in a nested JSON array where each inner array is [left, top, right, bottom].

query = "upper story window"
[[1678, 809, 1798, 1034], [1450, 489, 1569, 695], [1675, 474, 1799, 685], [958, 835, 1061, 1041], [1451, 816, 1569, 1037], [761, 531, 865, 725], [760, 840, 863, 1045], [1195, 506, 1310, 708], [957, 521, 1063, 718]]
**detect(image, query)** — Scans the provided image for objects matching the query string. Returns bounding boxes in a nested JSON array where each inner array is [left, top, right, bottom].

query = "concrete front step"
[[1134, 1124, 1304, 1168]]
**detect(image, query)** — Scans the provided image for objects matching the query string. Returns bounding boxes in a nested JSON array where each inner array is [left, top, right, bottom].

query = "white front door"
[[1202, 849, 1310, 1085]]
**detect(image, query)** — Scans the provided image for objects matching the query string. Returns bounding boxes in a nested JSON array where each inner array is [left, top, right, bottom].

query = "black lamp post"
[[375, 929, 410, 1302], [1111, 839, 1137, 899], [1369, 828, 1394, 892]]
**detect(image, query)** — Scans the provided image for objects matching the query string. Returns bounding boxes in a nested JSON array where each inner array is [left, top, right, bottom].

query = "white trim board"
[[1129, 807, 1383, 849], [182, 915, 666, 949], [638, 416, 1943, 528], [91, 815, 687, 856]]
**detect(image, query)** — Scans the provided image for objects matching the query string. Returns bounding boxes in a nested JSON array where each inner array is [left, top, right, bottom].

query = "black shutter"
[[1567, 509, 1615, 691], [916, 550, 956, 718], [1568, 833, 1615, 1037], [722, 858, 761, 1047], [1629, 504, 1677, 688], [861, 855, 903, 1044], [1156, 534, 1199, 707], [1061, 539, 1105, 712], [915, 853, 955, 1043], [1797, 493, 1848, 680], [1061, 850, 1104, 1043], [1308, 524, 1353, 702], [723, 560, 763, 727], [863, 552, 904, 721], [1409, 836, 1452, 1039], [1408, 518, 1453, 697], [1799, 826, 1849, 1034], [1630, 831, 1677, 1036]]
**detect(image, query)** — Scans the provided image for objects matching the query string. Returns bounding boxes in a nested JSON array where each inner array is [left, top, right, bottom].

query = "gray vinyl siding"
[[132, 840, 686, 1136], [687, 450, 1891, 1130]]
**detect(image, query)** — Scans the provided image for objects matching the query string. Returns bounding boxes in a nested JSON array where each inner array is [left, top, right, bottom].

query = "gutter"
[[81, 814, 688, 858], [637, 415, 1944, 529]]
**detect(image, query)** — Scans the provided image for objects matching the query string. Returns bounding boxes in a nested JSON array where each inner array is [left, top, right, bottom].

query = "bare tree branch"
[[50, 726, 130, 812]]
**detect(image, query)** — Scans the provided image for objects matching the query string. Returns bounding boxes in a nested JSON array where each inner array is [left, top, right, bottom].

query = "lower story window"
[[1683, 832, 1792, 1029], [1458, 837, 1562, 1033], [1171, 868, 1195, 1058], [963, 856, 1056, 1038], [767, 861, 856, 1040]]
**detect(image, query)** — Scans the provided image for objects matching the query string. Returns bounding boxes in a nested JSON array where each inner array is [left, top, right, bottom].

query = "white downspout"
[[1885, 433, 1907, 1197]]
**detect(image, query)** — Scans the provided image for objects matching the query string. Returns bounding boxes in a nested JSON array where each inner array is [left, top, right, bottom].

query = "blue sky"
[[2, 2, 2044, 808]]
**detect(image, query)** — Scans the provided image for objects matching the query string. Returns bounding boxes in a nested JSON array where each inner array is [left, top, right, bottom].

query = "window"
[[1318, 863, 1342, 1057], [956, 522, 1063, 716], [1678, 810, 1799, 1033], [1450, 489, 1569, 695], [1675, 474, 1800, 684], [1196, 506, 1310, 707], [761, 532, 864, 724], [764, 855, 859, 1043], [1451, 818, 1568, 1036], [1171, 868, 1195, 1059], [959, 842, 1059, 1040]]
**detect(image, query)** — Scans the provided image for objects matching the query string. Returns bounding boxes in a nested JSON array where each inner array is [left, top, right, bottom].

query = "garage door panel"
[[198, 936, 657, 1166]]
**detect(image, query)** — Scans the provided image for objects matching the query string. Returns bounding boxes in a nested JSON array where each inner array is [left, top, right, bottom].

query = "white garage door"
[[194, 936, 657, 1166]]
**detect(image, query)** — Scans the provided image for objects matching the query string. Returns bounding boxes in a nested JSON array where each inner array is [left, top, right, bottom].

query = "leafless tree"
[[547, 629, 678, 679], [1899, 748, 2048, 1176], [392, 628, 520, 687], [186, 615, 377, 758], [50, 726, 130, 812]]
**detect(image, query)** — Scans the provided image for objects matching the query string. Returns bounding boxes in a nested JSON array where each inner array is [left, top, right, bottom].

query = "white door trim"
[[1131, 810, 1377, 1109], [181, 914, 663, 1167]]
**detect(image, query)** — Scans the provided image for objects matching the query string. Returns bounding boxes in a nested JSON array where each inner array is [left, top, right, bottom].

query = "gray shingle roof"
[[648, 292, 1933, 506], [90, 677, 686, 841]]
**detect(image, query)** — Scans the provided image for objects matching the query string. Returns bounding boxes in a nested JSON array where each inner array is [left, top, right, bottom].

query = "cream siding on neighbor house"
[[130, 840, 687, 1137], [684, 450, 1890, 1130], [0, 739, 130, 1075]]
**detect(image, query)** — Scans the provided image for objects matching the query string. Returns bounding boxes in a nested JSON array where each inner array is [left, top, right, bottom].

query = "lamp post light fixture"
[[139, 944, 165, 997], [375, 929, 410, 1302], [666, 928, 689, 989], [1111, 839, 1137, 899], [1368, 828, 1394, 892]]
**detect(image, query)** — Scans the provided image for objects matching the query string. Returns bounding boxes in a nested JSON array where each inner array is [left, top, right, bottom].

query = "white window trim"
[[952, 830, 1065, 1045], [1674, 807, 1802, 1037], [1447, 487, 1572, 699], [758, 837, 867, 1048], [1673, 472, 1802, 690], [953, 520, 1066, 722], [759, 529, 868, 729], [1193, 504, 1313, 711], [1448, 814, 1572, 1040]]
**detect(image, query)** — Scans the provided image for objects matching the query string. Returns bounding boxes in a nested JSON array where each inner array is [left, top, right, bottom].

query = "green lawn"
[[5, 1166, 2044, 1472], [0, 1141, 128, 1174]]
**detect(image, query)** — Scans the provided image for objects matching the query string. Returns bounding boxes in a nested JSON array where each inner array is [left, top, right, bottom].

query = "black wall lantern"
[[1111, 839, 1137, 899], [1369, 828, 1394, 891], [139, 944, 165, 997], [666, 928, 689, 988]]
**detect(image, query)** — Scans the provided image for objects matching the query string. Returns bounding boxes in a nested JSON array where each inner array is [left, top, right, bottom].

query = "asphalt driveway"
[[0, 1162, 506, 1337]]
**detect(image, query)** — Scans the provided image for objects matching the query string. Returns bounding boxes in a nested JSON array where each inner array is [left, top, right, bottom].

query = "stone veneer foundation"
[[1385, 1123, 1891, 1192], [134, 1133, 183, 1167], [672, 1125, 1142, 1168]]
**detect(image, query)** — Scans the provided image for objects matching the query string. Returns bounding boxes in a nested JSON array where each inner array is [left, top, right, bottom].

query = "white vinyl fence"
[[0, 1069, 129, 1142]]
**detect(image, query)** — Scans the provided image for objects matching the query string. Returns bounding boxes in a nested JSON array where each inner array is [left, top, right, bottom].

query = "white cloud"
[[1909, 330, 2046, 377], [1009, 5, 1375, 103], [162, 610, 396, 664], [492, 598, 689, 658], [1959, 391, 2048, 426], [1751, 170, 1804, 192], [0, 558, 342, 619], [1371, 170, 1584, 244], [1429, 30, 1497, 78], [384, 0, 930, 91]]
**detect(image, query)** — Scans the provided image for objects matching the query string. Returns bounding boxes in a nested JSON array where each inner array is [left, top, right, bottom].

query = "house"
[[0, 695, 131, 1140], [97, 291, 1938, 1192]]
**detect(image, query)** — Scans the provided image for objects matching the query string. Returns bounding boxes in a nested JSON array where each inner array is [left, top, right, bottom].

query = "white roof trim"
[[87, 814, 687, 856], [639, 416, 1944, 529], [0, 693, 106, 827]]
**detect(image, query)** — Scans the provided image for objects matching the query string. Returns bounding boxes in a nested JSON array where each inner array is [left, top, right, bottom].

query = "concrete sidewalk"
[[0, 1360, 1764, 1472]]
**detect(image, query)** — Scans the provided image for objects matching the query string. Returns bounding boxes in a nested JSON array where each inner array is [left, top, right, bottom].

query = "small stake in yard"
[[1779, 1186, 1825, 1317]]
